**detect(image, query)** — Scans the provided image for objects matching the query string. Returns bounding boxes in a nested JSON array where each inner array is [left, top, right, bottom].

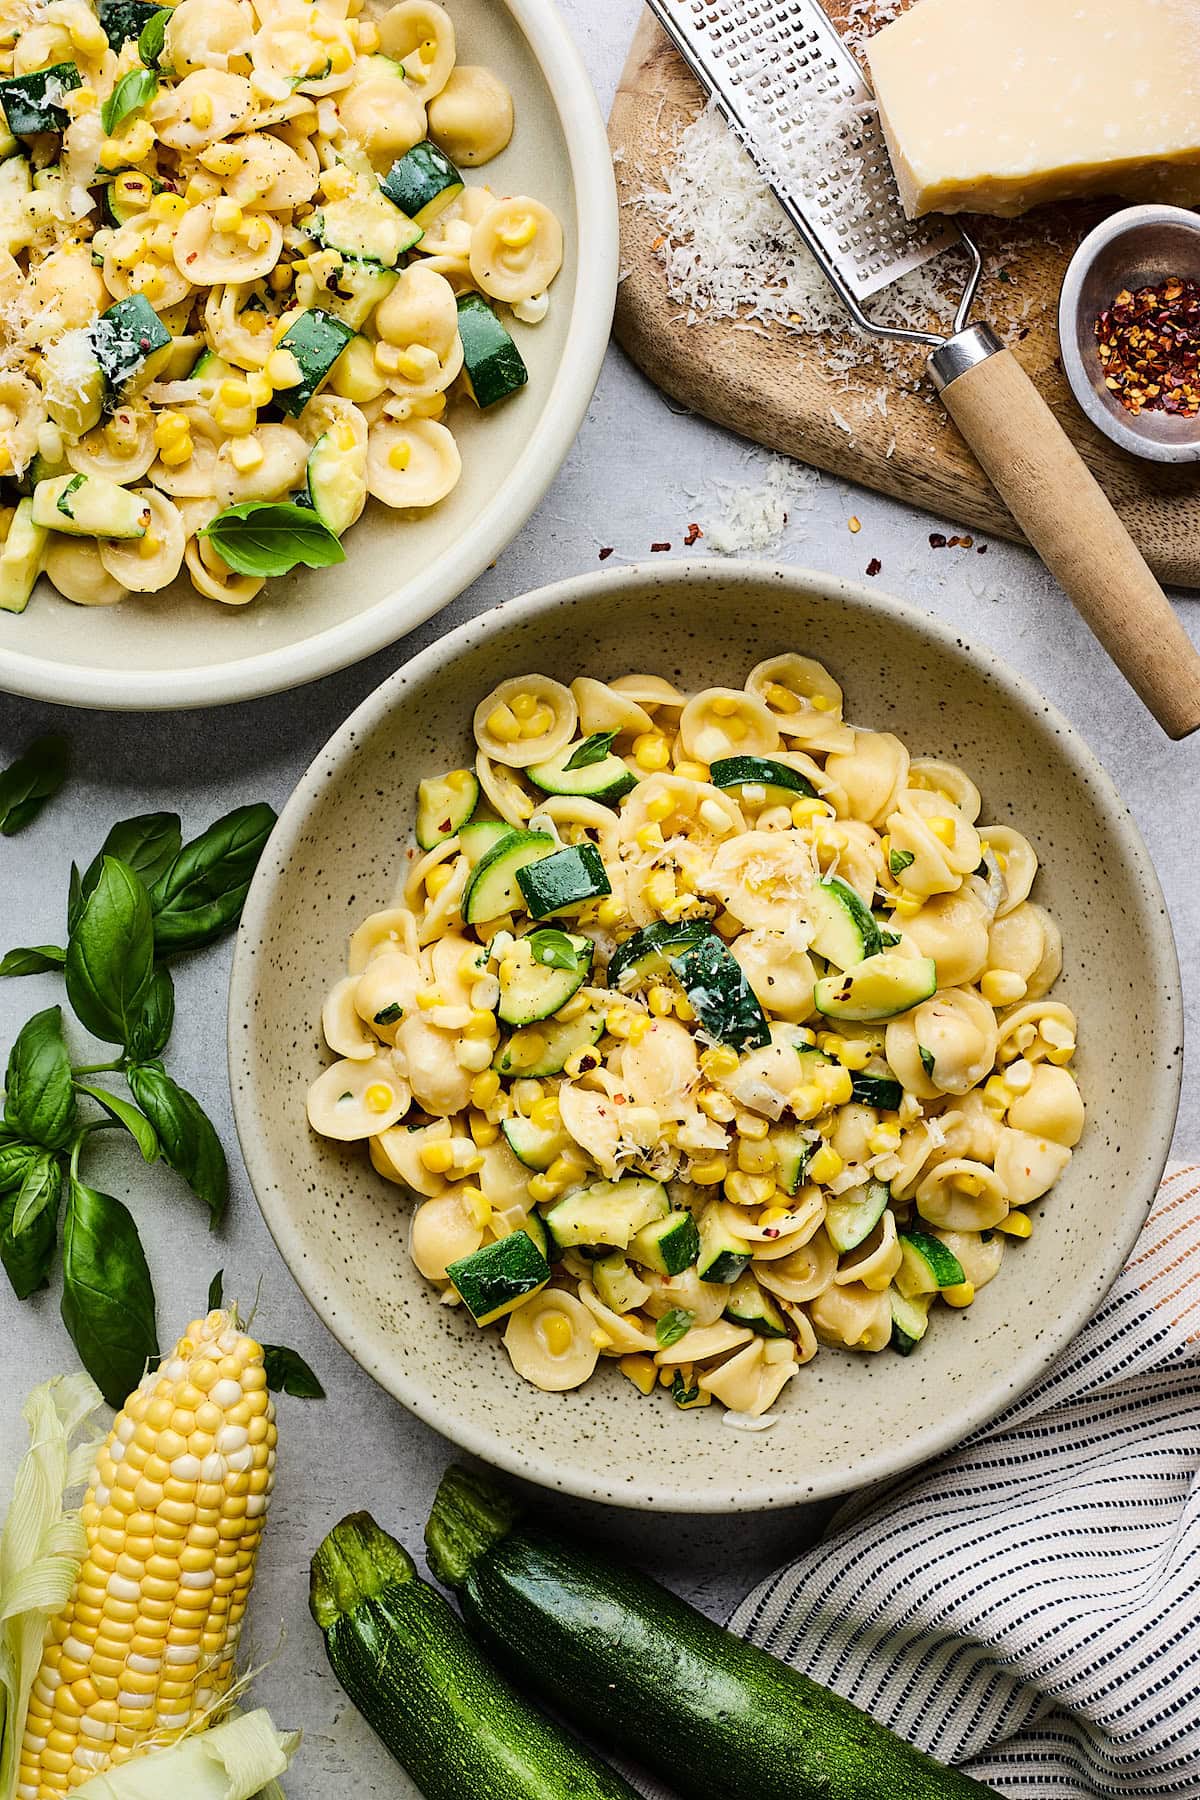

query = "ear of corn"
[[17, 1313, 276, 1799]]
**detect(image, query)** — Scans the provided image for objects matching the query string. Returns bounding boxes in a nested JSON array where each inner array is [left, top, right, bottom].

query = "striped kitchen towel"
[[725, 1162, 1200, 1799]]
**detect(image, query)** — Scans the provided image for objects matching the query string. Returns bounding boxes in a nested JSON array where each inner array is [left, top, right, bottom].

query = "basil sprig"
[[262, 1343, 326, 1398], [528, 928, 581, 972], [136, 5, 172, 67], [65, 856, 156, 1046], [129, 1061, 227, 1226], [888, 847, 915, 877], [4, 1008, 76, 1149], [0, 945, 66, 977], [0, 733, 68, 835], [100, 66, 156, 135], [655, 1307, 693, 1349], [61, 1179, 158, 1409], [564, 731, 617, 771], [201, 502, 345, 577], [149, 803, 276, 954]]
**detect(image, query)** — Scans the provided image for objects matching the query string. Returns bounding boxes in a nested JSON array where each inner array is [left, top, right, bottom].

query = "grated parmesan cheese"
[[698, 450, 821, 556]]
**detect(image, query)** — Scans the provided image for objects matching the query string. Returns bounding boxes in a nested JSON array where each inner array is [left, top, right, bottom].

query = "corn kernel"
[[647, 984, 674, 1017], [529, 1096, 559, 1130], [190, 93, 214, 129], [136, 531, 161, 560], [929, 815, 956, 845], [713, 910, 741, 941], [459, 1186, 490, 1229], [150, 191, 187, 221], [644, 871, 676, 912], [892, 892, 922, 919], [497, 212, 537, 249], [245, 371, 272, 407], [790, 797, 827, 826], [157, 439, 193, 467], [635, 823, 663, 853], [620, 1354, 656, 1395], [764, 681, 800, 713], [983, 1075, 1013, 1110], [981, 969, 1027, 1006], [418, 1139, 454, 1174], [364, 1082, 394, 1113], [595, 897, 623, 929], [690, 1157, 728, 1186], [832, 1039, 871, 1071], [527, 1173, 558, 1205], [953, 1172, 984, 1196], [218, 380, 250, 409], [416, 989, 442, 1010], [634, 734, 671, 773], [470, 1071, 501, 1108], [808, 1144, 843, 1184], [868, 1124, 901, 1154], [788, 1083, 824, 1121], [265, 348, 302, 390], [942, 1281, 975, 1308], [736, 1136, 775, 1175], [673, 760, 709, 782], [485, 704, 520, 743], [699, 1045, 739, 1079], [673, 993, 694, 1022], [997, 1211, 1032, 1239]]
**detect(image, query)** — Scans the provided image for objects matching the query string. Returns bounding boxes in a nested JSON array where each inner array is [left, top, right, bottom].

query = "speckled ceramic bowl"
[[0, 0, 616, 711], [229, 561, 1182, 1512]]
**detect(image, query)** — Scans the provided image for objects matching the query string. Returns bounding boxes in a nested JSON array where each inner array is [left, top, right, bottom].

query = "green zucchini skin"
[[310, 1511, 641, 1800], [427, 1470, 1001, 1800]]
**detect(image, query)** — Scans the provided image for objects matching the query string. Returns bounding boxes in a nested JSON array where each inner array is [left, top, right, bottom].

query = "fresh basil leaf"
[[67, 862, 84, 933], [1, 1179, 58, 1299], [82, 812, 182, 902], [127, 1063, 227, 1225], [373, 1001, 402, 1025], [100, 65, 156, 134], [889, 848, 915, 877], [919, 1045, 935, 1076], [65, 856, 155, 1045], [564, 731, 617, 771], [149, 803, 276, 955], [61, 1178, 158, 1408], [0, 734, 68, 836], [527, 928, 579, 972], [878, 928, 902, 949], [207, 1268, 224, 1310], [670, 1370, 700, 1407], [0, 945, 66, 977], [125, 965, 175, 1061], [11, 1149, 61, 1235], [3, 1006, 76, 1149], [263, 1343, 325, 1399], [75, 1080, 159, 1163], [0, 1137, 40, 1193], [137, 5, 171, 67], [655, 1307, 693, 1349], [201, 502, 345, 578]]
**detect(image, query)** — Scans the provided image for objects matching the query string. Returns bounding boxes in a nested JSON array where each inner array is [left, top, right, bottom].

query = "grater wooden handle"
[[932, 330, 1200, 739]]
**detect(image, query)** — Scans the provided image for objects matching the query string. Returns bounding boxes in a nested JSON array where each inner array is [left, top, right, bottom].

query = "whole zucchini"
[[425, 1467, 1001, 1800], [309, 1511, 641, 1800]]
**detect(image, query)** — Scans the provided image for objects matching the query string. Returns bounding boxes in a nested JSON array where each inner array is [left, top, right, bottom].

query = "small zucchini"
[[527, 740, 637, 804], [807, 875, 882, 970], [493, 1008, 603, 1079], [457, 292, 528, 408], [416, 767, 479, 849], [379, 140, 464, 227], [849, 1072, 903, 1110], [897, 1231, 966, 1297], [0, 64, 82, 135], [497, 930, 593, 1027], [97, 0, 162, 45], [814, 951, 937, 1022], [89, 292, 172, 402], [447, 1230, 550, 1326], [709, 754, 817, 804], [544, 1176, 668, 1254], [607, 918, 712, 990], [31, 473, 148, 539], [464, 829, 556, 924], [723, 1270, 789, 1338], [516, 842, 610, 918], [310, 1511, 640, 1800], [669, 934, 770, 1051], [628, 1208, 700, 1276], [695, 1201, 752, 1285], [273, 308, 355, 416], [824, 1179, 890, 1255]]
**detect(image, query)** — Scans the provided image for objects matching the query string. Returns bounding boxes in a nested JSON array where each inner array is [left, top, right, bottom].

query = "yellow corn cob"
[[17, 1313, 276, 1798]]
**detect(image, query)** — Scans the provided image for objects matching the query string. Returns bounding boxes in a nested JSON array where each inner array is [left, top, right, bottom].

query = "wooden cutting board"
[[609, 7, 1200, 588]]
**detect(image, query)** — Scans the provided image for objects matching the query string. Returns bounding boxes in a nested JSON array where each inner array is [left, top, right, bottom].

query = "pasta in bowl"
[[305, 657, 1086, 1418], [231, 563, 1180, 1510]]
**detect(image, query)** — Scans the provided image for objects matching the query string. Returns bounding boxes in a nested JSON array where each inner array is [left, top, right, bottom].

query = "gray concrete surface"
[[0, 2, 1197, 1789]]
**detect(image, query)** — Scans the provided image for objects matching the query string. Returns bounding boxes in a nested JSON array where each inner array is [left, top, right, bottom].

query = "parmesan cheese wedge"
[[867, 0, 1200, 220]]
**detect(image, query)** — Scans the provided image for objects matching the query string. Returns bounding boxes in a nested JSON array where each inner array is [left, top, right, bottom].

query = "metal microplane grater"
[[640, 0, 1200, 739]]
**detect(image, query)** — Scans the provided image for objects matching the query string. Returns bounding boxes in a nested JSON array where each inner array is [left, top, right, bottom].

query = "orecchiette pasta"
[[306, 658, 1082, 1416], [427, 64, 514, 166]]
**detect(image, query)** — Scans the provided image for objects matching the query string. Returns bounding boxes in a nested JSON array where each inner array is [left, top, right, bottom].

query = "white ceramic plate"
[[229, 562, 1183, 1512], [0, 0, 617, 710]]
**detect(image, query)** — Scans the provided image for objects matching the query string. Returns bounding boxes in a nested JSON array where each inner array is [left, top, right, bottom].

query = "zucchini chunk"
[[457, 293, 528, 408], [273, 308, 355, 417], [629, 1210, 700, 1277], [31, 473, 148, 539], [310, 193, 421, 267], [321, 257, 398, 330], [889, 1288, 931, 1355], [527, 740, 637, 804], [591, 1253, 651, 1314], [723, 1271, 789, 1338], [897, 1230, 966, 1296], [708, 754, 817, 804], [463, 829, 556, 924], [544, 1177, 668, 1253], [89, 293, 171, 403], [305, 425, 368, 536], [188, 347, 237, 381], [771, 1126, 815, 1196], [824, 1179, 890, 1255], [379, 141, 464, 227], [607, 918, 712, 990], [98, 0, 162, 45], [446, 1230, 550, 1326], [104, 174, 159, 226], [0, 65, 82, 136], [669, 935, 770, 1051], [494, 1008, 603, 1079], [459, 819, 516, 867], [497, 930, 592, 1027], [849, 1072, 903, 1110], [0, 499, 47, 614], [501, 1113, 569, 1173], [807, 875, 883, 970], [814, 952, 937, 1022], [516, 843, 610, 919], [695, 1202, 752, 1285], [415, 768, 479, 850]]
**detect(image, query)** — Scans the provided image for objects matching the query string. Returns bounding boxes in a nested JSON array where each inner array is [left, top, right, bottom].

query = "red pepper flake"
[[929, 532, 947, 549], [1094, 275, 1200, 416], [977, 543, 989, 555], [598, 546, 613, 560], [865, 557, 881, 577], [683, 522, 703, 546], [650, 541, 671, 553]]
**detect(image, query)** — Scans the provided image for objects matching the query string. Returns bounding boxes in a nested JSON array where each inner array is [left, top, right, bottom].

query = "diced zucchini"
[[607, 919, 712, 990], [771, 1126, 815, 1196], [808, 875, 883, 970], [40, 331, 104, 437], [723, 1271, 789, 1338], [416, 768, 479, 850], [897, 1230, 966, 1296], [629, 1210, 700, 1277], [709, 755, 817, 804], [31, 474, 148, 540], [304, 424, 367, 536], [273, 309, 355, 417], [669, 935, 770, 1051], [98, 0, 162, 46], [591, 1253, 651, 1315], [0, 499, 47, 614], [89, 293, 171, 403], [446, 1230, 550, 1326], [527, 741, 637, 804], [310, 193, 421, 268], [29, 450, 67, 486], [814, 952, 937, 1022], [695, 1202, 752, 1285], [0, 65, 82, 136], [497, 930, 592, 1027], [321, 257, 397, 330], [188, 348, 236, 381], [501, 1114, 568, 1172], [889, 1288, 931, 1355], [849, 1072, 903, 1110], [544, 1177, 668, 1253], [456, 292, 529, 409], [493, 1008, 603, 1080], [517, 1208, 551, 1262], [459, 819, 516, 867], [463, 829, 556, 924], [516, 843, 610, 919], [824, 1179, 890, 1255], [379, 141, 464, 227]]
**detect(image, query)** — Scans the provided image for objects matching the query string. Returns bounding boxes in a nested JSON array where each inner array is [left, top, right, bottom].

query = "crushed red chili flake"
[[865, 557, 881, 577], [684, 522, 703, 546], [598, 546, 613, 560], [929, 532, 947, 549], [650, 541, 671, 553], [1094, 276, 1200, 416]]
